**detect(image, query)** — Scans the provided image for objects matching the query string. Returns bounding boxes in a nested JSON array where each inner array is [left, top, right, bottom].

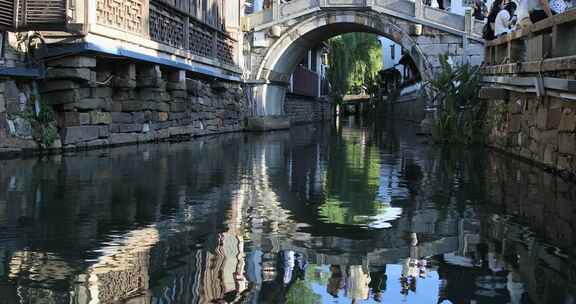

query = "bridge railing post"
[[272, 0, 281, 20], [415, 0, 424, 19], [464, 8, 473, 34]]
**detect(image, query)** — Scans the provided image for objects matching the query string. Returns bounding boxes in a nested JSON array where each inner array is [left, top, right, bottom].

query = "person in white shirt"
[[495, 2, 518, 36]]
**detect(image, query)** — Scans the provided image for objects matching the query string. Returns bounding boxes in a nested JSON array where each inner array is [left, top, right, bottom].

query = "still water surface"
[[0, 118, 575, 304]]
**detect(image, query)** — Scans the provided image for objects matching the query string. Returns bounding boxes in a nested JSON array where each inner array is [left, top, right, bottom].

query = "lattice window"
[[189, 20, 214, 58], [217, 33, 235, 65], [97, 0, 146, 34], [150, 4, 186, 48]]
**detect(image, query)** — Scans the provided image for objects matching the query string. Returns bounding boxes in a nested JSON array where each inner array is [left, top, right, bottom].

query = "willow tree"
[[326, 33, 383, 99]]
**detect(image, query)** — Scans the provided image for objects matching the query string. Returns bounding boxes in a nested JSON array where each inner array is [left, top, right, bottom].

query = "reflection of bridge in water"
[[0, 122, 575, 303]]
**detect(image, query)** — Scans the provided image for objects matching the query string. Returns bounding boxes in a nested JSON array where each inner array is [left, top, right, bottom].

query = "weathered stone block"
[[0, 94, 5, 113], [170, 102, 186, 112], [170, 90, 187, 99], [90, 112, 112, 125], [84, 139, 110, 148], [169, 112, 187, 121], [111, 102, 122, 112], [43, 90, 80, 105], [132, 112, 146, 123], [46, 68, 94, 82], [58, 112, 81, 127], [91, 87, 113, 98], [543, 144, 557, 166], [64, 98, 111, 111], [47, 56, 97, 68], [138, 88, 164, 101], [478, 87, 509, 100], [158, 112, 168, 122], [115, 63, 136, 88], [557, 154, 573, 170], [4, 81, 18, 102], [547, 107, 562, 130], [39, 80, 80, 93], [167, 82, 187, 91], [113, 89, 136, 100], [79, 113, 90, 125], [113, 123, 141, 133], [559, 108, 576, 132], [509, 114, 521, 132], [111, 112, 133, 124], [559, 133, 576, 154], [536, 107, 548, 130], [121, 101, 143, 112], [61, 126, 101, 144], [149, 102, 170, 112], [110, 133, 138, 145]]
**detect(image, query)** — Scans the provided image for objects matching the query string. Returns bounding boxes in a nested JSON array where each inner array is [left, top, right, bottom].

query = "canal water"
[[0, 118, 575, 304]]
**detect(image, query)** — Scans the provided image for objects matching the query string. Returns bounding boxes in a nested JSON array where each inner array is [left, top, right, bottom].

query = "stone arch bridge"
[[243, 0, 485, 116]]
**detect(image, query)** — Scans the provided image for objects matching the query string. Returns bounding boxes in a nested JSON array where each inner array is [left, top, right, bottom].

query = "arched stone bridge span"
[[243, 0, 485, 116]]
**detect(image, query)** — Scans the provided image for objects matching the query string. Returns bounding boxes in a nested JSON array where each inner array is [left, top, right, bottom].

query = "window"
[[390, 45, 395, 60]]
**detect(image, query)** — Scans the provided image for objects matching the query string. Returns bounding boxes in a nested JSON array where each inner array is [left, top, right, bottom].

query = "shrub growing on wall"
[[426, 54, 486, 145]]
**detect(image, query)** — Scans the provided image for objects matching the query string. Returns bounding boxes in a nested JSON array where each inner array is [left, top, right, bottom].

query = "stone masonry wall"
[[379, 92, 426, 123], [284, 94, 333, 125], [488, 92, 576, 180], [0, 56, 249, 154]]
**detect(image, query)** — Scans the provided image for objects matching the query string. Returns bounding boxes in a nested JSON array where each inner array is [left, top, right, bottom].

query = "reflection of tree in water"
[[425, 147, 490, 221], [320, 124, 386, 226]]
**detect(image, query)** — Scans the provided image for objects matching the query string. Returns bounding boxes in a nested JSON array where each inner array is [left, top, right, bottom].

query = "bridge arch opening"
[[251, 11, 434, 116]]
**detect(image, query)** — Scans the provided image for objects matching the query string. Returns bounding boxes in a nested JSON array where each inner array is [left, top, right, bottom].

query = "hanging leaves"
[[326, 33, 383, 101]]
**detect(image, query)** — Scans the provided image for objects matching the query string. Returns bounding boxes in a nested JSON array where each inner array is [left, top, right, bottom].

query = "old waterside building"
[[0, 0, 251, 152]]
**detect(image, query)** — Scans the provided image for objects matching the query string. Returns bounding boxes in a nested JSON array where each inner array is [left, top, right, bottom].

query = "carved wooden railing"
[[94, 0, 238, 67], [484, 9, 576, 66]]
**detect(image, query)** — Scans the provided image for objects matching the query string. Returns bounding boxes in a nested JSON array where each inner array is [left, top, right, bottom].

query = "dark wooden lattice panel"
[[150, 3, 186, 48], [19, 0, 67, 29], [0, 0, 15, 31], [217, 33, 235, 65], [189, 19, 214, 58]]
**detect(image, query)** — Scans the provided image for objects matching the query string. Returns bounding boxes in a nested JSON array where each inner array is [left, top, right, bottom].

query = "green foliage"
[[22, 95, 58, 148], [326, 33, 383, 98], [426, 54, 486, 145]]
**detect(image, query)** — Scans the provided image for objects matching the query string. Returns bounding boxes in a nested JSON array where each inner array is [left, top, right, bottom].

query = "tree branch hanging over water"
[[326, 33, 383, 100]]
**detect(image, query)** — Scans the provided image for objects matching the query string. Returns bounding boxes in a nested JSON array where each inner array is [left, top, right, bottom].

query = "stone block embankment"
[[284, 94, 333, 125], [486, 92, 576, 179], [0, 56, 249, 154]]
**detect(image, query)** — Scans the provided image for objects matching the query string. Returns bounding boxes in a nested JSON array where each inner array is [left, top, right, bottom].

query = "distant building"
[[288, 44, 330, 98]]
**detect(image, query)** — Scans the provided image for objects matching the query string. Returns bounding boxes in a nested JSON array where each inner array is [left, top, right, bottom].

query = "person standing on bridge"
[[483, 0, 504, 40], [495, 2, 518, 36]]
